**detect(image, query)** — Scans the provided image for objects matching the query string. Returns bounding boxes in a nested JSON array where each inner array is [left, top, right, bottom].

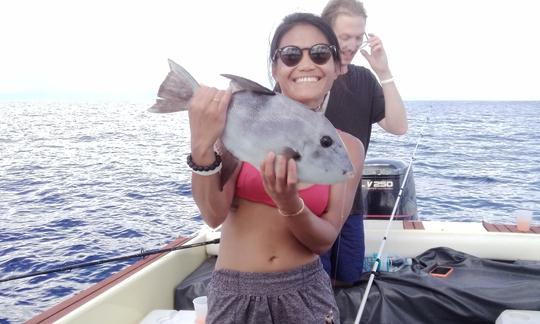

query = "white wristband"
[[380, 77, 394, 85], [191, 161, 222, 176]]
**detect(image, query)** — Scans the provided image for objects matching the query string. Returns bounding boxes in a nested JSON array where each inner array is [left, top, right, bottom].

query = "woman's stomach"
[[215, 199, 318, 272]]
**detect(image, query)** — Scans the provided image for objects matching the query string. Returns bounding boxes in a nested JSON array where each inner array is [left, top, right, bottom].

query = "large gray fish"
[[149, 59, 353, 185]]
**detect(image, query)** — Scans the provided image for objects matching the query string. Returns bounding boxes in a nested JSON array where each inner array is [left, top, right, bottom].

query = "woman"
[[187, 13, 364, 324]]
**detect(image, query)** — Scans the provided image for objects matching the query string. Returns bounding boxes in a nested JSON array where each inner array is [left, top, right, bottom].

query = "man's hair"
[[321, 0, 367, 27]]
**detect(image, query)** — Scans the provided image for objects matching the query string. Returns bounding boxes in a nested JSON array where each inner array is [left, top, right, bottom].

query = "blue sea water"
[[0, 101, 539, 322]]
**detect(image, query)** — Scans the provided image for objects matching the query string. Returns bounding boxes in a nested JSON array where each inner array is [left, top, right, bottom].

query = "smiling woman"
[[181, 12, 364, 323]]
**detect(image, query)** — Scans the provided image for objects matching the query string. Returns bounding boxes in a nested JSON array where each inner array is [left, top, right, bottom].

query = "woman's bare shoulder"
[[338, 130, 364, 155]]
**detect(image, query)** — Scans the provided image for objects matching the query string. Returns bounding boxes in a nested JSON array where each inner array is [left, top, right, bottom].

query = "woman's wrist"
[[190, 145, 216, 165], [278, 198, 305, 217], [187, 151, 222, 176]]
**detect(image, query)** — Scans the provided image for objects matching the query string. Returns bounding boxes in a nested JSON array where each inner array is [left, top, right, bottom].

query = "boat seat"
[[174, 256, 216, 311]]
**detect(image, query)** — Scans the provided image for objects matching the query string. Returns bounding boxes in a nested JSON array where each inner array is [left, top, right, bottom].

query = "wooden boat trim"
[[27, 236, 190, 324], [403, 220, 425, 230], [483, 220, 540, 234]]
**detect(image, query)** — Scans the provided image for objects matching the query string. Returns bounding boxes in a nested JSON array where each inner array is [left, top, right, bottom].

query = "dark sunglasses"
[[273, 44, 337, 67]]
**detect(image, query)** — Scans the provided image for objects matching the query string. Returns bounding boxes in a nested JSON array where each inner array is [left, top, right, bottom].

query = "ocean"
[[0, 101, 539, 322]]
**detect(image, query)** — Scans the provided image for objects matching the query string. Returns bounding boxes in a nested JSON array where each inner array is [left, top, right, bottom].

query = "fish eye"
[[320, 135, 333, 148]]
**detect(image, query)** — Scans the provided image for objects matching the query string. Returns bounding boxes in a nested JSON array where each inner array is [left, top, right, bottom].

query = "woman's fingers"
[[261, 153, 299, 193], [188, 86, 231, 158], [191, 86, 230, 114], [261, 152, 276, 187], [274, 155, 288, 190], [260, 153, 300, 210], [191, 86, 215, 108], [286, 159, 297, 188], [213, 88, 232, 108]]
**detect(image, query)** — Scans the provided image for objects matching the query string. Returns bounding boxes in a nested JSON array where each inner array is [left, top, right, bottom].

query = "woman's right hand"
[[260, 152, 302, 215], [188, 86, 232, 164]]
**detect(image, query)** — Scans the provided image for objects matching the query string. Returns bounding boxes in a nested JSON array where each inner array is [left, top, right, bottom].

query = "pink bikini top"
[[235, 162, 330, 216]]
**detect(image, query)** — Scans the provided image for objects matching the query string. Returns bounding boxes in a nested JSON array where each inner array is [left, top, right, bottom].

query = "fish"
[[149, 59, 353, 186]]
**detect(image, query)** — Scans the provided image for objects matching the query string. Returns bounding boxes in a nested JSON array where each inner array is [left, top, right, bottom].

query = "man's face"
[[333, 14, 367, 66]]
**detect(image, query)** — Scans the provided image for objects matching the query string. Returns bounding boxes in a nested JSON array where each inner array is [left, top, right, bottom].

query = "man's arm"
[[377, 81, 407, 135], [362, 33, 408, 135]]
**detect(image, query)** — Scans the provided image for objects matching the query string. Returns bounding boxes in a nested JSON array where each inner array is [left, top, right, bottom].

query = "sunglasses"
[[273, 44, 337, 67]]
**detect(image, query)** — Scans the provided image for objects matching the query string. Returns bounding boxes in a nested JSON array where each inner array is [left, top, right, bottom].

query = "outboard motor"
[[361, 159, 417, 220]]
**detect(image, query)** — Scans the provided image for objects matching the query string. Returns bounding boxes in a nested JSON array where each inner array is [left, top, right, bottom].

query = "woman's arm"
[[260, 132, 364, 254], [189, 87, 236, 228], [191, 164, 239, 228]]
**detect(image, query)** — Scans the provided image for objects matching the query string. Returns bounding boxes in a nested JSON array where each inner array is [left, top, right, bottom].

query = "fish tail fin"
[[148, 59, 200, 113]]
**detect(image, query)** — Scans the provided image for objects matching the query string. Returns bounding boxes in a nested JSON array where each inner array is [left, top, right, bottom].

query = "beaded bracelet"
[[278, 198, 305, 217], [187, 152, 222, 176]]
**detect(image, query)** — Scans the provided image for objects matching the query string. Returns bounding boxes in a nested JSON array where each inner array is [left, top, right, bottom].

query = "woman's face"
[[272, 24, 339, 109]]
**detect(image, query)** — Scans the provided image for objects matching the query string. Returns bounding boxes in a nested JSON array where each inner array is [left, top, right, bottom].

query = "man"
[[320, 0, 408, 285]]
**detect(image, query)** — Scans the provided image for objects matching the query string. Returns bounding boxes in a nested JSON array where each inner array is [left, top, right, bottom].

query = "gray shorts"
[[206, 258, 339, 324]]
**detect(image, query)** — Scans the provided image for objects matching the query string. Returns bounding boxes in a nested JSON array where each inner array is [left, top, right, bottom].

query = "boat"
[[26, 219, 540, 324], [26, 160, 540, 323]]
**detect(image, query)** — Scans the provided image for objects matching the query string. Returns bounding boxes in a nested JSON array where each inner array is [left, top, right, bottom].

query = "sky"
[[1, 0, 539, 102]]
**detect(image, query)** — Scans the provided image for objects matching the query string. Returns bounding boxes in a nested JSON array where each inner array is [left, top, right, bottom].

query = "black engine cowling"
[[361, 159, 417, 220]]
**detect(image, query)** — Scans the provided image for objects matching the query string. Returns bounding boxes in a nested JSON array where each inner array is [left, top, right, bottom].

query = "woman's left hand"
[[260, 152, 303, 214]]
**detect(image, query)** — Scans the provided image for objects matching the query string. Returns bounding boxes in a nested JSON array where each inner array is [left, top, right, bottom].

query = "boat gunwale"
[[26, 236, 191, 324]]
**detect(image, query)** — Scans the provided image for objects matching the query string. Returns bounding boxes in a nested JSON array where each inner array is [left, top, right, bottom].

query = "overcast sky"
[[1, 0, 539, 102]]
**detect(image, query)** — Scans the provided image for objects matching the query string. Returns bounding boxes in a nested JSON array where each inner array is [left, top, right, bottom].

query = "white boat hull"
[[28, 220, 540, 323]]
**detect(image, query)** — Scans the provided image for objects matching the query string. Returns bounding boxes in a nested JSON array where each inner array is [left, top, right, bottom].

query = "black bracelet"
[[186, 152, 222, 172]]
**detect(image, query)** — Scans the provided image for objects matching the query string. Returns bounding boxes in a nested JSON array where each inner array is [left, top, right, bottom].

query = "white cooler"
[[139, 310, 196, 324], [495, 310, 540, 324]]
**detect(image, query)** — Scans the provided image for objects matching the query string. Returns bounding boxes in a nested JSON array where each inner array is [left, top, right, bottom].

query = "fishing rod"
[[0, 238, 220, 283], [353, 118, 428, 324]]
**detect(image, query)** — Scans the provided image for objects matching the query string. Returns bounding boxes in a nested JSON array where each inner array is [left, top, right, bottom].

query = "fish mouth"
[[294, 76, 321, 83]]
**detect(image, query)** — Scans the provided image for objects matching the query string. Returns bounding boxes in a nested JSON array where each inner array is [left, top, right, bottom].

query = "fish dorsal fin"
[[220, 74, 275, 95]]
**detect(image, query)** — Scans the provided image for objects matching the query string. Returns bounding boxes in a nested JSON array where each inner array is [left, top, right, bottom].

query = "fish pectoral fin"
[[215, 140, 240, 191], [220, 74, 275, 95], [280, 147, 302, 161]]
